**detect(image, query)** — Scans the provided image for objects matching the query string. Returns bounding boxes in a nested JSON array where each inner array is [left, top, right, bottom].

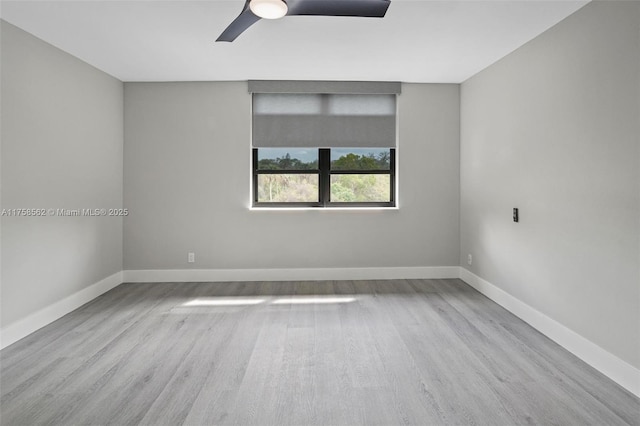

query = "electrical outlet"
[[467, 254, 472, 265], [188, 252, 195, 263]]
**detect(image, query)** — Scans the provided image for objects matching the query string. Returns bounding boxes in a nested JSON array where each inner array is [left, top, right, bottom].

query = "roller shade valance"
[[248, 80, 401, 95], [252, 90, 397, 148]]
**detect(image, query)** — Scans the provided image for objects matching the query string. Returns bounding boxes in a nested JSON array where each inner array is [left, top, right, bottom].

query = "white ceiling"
[[0, 0, 588, 83]]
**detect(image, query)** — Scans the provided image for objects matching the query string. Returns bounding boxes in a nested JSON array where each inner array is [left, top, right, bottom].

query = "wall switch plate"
[[467, 254, 472, 265], [188, 252, 195, 263], [513, 208, 519, 223]]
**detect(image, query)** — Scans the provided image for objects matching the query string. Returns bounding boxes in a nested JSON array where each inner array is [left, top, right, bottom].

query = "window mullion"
[[319, 148, 331, 207], [252, 148, 259, 204], [390, 148, 396, 204]]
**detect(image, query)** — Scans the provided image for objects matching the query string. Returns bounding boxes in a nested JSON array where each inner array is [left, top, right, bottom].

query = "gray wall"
[[460, 2, 639, 369], [123, 82, 460, 270], [1, 21, 124, 327]]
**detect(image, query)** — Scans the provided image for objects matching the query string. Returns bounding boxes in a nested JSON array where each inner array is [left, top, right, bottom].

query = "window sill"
[[249, 206, 399, 212]]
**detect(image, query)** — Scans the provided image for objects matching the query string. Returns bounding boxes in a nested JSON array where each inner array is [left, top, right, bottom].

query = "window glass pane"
[[331, 148, 391, 171], [327, 94, 395, 116], [257, 148, 318, 170], [257, 174, 319, 203], [330, 175, 391, 202]]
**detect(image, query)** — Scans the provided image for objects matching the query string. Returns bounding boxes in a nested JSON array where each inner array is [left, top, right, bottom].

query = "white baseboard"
[[122, 266, 460, 283], [0, 271, 123, 350], [458, 267, 640, 398]]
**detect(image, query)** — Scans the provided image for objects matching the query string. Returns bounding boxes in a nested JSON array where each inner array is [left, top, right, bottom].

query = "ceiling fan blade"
[[286, 0, 390, 18], [216, 1, 261, 42]]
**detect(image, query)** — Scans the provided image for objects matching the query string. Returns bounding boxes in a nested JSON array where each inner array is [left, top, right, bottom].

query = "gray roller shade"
[[252, 92, 397, 148]]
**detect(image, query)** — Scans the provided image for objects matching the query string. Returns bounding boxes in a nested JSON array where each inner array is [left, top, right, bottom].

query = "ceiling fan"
[[216, 0, 391, 42]]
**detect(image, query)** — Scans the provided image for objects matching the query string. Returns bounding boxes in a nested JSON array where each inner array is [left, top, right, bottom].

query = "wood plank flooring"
[[1, 279, 638, 425]]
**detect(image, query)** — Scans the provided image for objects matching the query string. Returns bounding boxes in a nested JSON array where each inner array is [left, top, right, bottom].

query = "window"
[[249, 80, 400, 209], [253, 147, 395, 207], [254, 148, 320, 204]]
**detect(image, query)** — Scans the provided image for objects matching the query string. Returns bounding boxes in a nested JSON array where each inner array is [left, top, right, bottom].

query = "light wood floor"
[[1, 279, 638, 425]]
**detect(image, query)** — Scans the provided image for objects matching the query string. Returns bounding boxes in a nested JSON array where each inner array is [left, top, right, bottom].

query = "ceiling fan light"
[[250, 0, 288, 19]]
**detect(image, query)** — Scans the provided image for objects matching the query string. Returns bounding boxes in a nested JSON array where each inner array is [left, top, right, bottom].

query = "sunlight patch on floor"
[[181, 295, 356, 307]]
